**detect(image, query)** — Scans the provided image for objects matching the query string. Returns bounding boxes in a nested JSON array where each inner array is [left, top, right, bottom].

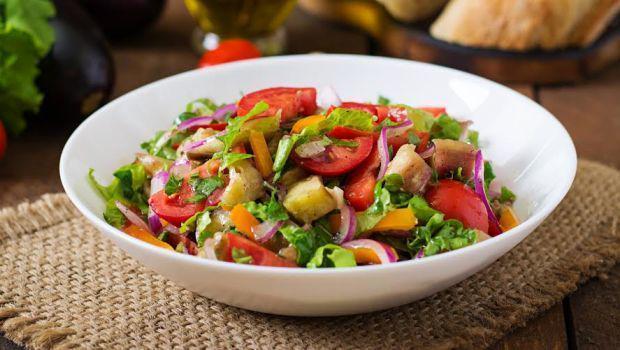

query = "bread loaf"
[[430, 0, 619, 51]]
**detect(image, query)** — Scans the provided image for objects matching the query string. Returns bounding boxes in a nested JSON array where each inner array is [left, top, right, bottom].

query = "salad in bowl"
[[88, 86, 519, 268]]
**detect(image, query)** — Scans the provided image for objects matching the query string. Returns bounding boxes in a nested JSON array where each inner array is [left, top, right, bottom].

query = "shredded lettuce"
[[279, 223, 332, 266], [307, 244, 356, 268], [408, 195, 440, 223], [430, 114, 461, 140], [0, 0, 56, 134], [499, 186, 516, 203], [407, 214, 477, 257], [467, 130, 480, 148], [377, 95, 390, 106], [244, 195, 289, 222], [403, 106, 435, 132], [220, 153, 253, 170], [231, 247, 253, 264], [185, 97, 218, 116], [186, 174, 224, 203]]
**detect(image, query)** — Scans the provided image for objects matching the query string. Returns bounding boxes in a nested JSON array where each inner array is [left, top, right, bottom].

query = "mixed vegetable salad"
[[89, 87, 520, 268]]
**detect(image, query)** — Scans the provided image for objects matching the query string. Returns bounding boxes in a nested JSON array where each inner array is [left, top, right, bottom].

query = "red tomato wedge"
[[292, 136, 373, 177], [344, 144, 381, 211], [425, 179, 489, 233], [219, 233, 297, 267], [149, 180, 206, 227], [419, 107, 446, 117], [237, 87, 317, 121], [327, 126, 372, 139], [197, 39, 261, 67]]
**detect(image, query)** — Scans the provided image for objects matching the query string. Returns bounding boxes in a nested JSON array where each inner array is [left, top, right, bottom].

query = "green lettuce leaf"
[[407, 213, 477, 257], [306, 244, 356, 268], [0, 0, 55, 134], [279, 223, 332, 266], [244, 195, 289, 222], [408, 195, 440, 223], [430, 114, 461, 140], [231, 247, 253, 264], [88, 164, 149, 216], [499, 186, 516, 203]]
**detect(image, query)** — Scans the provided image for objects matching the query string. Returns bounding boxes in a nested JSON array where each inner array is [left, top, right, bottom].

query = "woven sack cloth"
[[0, 159, 618, 349]]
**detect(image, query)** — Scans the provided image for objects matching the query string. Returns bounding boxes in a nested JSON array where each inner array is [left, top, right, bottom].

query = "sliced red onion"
[[317, 86, 341, 110], [473, 150, 503, 236], [415, 249, 424, 259], [183, 139, 206, 151], [335, 205, 356, 244], [212, 103, 237, 120], [458, 120, 473, 142], [342, 239, 398, 264], [385, 118, 413, 138], [418, 142, 435, 159], [163, 224, 180, 234], [202, 238, 217, 259], [115, 201, 151, 233], [295, 140, 327, 158], [377, 128, 390, 180], [177, 116, 220, 131], [170, 158, 191, 178], [151, 170, 170, 195], [148, 209, 163, 234], [252, 221, 284, 243]]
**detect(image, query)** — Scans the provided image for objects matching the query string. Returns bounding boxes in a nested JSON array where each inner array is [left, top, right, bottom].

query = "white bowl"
[[60, 54, 576, 316]]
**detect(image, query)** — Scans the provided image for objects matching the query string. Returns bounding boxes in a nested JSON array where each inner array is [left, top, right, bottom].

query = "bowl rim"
[[59, 54, 577, 275]]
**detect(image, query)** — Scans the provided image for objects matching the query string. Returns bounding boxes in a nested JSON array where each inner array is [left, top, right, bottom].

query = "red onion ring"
[[377, 128, 390, 180], [415, 249, 424, 259], [148, 209, 163, 234], [342, 239, 398, 264], [385, 118, 413, 138], [177, 104, 236, 131], [170, 158, 191, 178], [151, 170, 170, 195], [252, 221, 284, 243], [335, 205, 356, 244], [418, 142, 435, 159], [473, 150, 503, 236], [115, 201, 151, 233], [163, 224, 180, 235]]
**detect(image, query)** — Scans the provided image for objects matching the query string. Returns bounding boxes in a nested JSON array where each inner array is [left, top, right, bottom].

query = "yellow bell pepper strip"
[[369, 208, 418, 232], [348, 247, 382, 265], [230, 204, 260, 240], [291, 114, 325, 133], [249, 130, 273, 178], [499, 206, 519, 231], [123, 224, 174, 250]]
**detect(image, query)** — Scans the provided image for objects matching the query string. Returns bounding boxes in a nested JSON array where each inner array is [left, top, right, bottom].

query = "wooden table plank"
[[539, 65, 620, 349]]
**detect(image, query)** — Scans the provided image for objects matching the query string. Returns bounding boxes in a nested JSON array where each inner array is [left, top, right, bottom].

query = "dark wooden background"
[[1, 2, 618, 349]]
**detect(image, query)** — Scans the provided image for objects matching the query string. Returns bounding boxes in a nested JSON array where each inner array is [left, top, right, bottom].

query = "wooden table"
[[1, 2, 618, 349]]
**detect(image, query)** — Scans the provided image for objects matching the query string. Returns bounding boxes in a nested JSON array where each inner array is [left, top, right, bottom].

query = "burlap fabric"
[[0, 159, 618, 350]]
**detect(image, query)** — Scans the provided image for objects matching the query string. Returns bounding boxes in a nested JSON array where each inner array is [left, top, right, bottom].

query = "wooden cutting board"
[[298, 0, 620, 84]]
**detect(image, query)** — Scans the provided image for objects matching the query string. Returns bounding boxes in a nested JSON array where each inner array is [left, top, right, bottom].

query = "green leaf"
[[312, 107, 374, 133], [89, 165, 149, 215], [377, 95, 391, 106], [383, 173, 404, 192], [244, 196, 289, 223], [174, 111, 197, 126], [484, 161, 496, 192], [402, 106, 435, 132], [407, 213, 477, 257], [185, 97, 218, 116], [0, 0, 55, 134], [329, 138, 359, 147], [408, 195, 440, 223], [220, 153, 253, 170], [113, 164, 147, 199], [102, 199, 125, 228], [407, 130, 421, 145], [306, 244, 356, 268], [186, 175, 224, 203], [164, 176, 182, 195], [232, 247, 253, 264], [430, 114, 461, 140], [356, 178, 395, 233], [279, 224, 332, 266], [272, 134, 300, 182], [218, 101, 269, 152], [499, 186, 516, 203], [467, 130, 480, 148]]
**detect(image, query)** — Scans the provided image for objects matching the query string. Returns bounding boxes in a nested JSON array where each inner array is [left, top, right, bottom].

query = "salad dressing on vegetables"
[[89, 87, 519, 268]]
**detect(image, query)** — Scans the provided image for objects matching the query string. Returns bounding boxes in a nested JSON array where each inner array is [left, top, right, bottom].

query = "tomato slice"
[[149, 184, 206, 227], [219, 233, 297, 267], [327, 126, 372, 139], [197, 39, 261, 68], [292, 136, 373, 177], [237, 87, 317, 121], [425, 179, 489, 233], [344, 144, 380, 211], [419, 107, 446, 117]]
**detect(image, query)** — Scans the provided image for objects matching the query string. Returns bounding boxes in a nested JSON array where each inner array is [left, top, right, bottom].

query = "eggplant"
[[37, 0, 115, 125], [79, 0, 166, 39]]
